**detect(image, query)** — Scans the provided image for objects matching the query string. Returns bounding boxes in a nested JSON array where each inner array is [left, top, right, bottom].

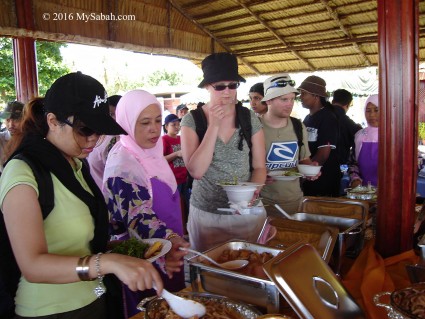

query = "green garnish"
[[220, 176, 238, 185], [111, 238, 149, 258]]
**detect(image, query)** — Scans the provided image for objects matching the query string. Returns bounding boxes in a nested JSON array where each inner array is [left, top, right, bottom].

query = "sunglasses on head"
[[62, 119, 99, 137], [265, 80, 296, 94], [211, 82, 240, 91]]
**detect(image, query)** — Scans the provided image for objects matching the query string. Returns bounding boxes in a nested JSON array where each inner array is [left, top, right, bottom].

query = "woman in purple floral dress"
[[103, 90, 189, 318]]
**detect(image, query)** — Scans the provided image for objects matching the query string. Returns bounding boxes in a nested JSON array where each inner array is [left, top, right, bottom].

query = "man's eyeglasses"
[[211, 82, 240, 91], [265, 80, 296, 94], [62, 119, 99, 137]]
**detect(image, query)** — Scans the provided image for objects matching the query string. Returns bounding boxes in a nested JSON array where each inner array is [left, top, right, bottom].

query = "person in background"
[[349, 94, 379, 188], [0, 101, 24, 171], [0, 72, 165, 319], [103, 90, 189, 317], [249, 82, 268, 116], [176, 104, 189, 119], [331, 89, 362, 165], [260, 74, 319, 215], [181, 52, 267, 252], [87, 95, 121, 189], [162, 113, 189, 233], [299, 75, 341, 197]]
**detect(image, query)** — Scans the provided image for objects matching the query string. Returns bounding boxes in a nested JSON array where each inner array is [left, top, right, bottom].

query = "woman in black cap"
[[0, 73, 164, 319], [180, 53, 267, 252]]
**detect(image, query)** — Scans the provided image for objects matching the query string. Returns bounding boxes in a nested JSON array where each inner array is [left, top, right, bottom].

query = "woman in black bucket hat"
[[180, 53, 268, 252]]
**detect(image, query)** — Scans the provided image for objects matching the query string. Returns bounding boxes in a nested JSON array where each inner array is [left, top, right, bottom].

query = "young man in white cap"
[[260, 74, 319, 215]]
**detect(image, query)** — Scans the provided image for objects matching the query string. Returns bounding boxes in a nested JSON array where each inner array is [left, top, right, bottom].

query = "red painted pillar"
[[13, 0, 38, 103], [13, 38, 38, 103], [375, 0, 419, 257]]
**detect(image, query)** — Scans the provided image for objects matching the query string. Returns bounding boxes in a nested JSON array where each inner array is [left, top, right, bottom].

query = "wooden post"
[[13, 38, 38, 103], [13, 0, 38, 103], [375, 0, 419, 257]]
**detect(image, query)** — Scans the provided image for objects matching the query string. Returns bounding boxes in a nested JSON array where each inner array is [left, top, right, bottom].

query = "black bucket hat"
[[44, 72, 127, 135], [198, 53, 246, 88]]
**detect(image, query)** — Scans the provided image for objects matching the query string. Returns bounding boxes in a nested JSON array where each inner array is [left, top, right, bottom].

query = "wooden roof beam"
[[236, 35, 378, 57], [167, 0, 261, 75], [319, 0, 372, 66], [233, 0, 315, 71]]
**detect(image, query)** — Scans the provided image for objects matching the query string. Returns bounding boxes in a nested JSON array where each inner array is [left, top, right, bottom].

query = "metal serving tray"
[[263, 243, 365, 319], [257, 217, 339, 264], [188, 240, 286, 313], [291, 212, 364, 276]]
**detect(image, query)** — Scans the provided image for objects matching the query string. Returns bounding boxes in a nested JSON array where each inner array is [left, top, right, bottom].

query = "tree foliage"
[[0, 38, 69, 104], [147, 69, 183, 86]]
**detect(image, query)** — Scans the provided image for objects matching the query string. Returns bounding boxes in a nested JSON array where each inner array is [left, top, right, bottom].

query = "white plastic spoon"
[[153, 283, 206, 318], [274, 204, 293, 220], [180, 247, 249, 270]]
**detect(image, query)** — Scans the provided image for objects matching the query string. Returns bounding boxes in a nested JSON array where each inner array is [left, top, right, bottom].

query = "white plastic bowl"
[[224, 188, 256, 203], [297, 164, 322, 176]]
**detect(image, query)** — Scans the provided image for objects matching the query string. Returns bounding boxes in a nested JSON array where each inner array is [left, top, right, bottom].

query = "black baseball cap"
[[176, 104, 188, 112], [44, 72, 126, 135]]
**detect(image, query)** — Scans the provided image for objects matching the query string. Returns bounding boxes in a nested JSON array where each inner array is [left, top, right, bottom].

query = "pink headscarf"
[[354, 94, 379, 159], [103, 90, 177, 194]]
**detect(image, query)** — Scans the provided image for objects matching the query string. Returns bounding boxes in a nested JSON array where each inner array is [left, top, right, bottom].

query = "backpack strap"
[[190, 102, 208, 141], [290, 117, 304, 160], [13, 153, 54, 218], [0, 153, 54, 317], [235, 102, 253, 170]]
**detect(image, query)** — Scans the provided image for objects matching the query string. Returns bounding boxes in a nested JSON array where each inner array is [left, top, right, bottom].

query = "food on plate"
[[219, 176, 238, 185], [201, 249, 275, 279], [392, 285, 425, 318], [270, 171, 301, 176], [148, 296, 246, 319], [144, 241, 164, 259], [111, 238, 163, 259]]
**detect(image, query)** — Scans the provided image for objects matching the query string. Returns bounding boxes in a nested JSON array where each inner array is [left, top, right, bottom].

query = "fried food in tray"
[[201, 248, 275, 279], [145, 292, 261, 319]]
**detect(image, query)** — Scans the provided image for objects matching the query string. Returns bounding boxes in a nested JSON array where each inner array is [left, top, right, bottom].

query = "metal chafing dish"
[[264, 243, 365, 319], [188, 240, 287, 313], [374, 283, 425, 319], [138, 291, 262, 319], [289, 213, 364, 276], [257, 217, 339, 263]]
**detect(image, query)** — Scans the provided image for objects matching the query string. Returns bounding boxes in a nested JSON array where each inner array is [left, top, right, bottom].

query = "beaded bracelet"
[[76, 255, 92, 281], [93, 253, 106, 298]]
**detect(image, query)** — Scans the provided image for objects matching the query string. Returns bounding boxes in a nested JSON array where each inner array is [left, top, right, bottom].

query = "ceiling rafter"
[[236, 35, 378, 58], [168, 0, 261, 75], [319, 0, 372, 66], [232, 0, 315, 71]]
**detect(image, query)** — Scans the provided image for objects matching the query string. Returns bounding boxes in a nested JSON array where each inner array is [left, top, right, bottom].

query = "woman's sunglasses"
[[211, 82, 240, 91], [62, 119, 99, 137], [265, 80, 296, 94]]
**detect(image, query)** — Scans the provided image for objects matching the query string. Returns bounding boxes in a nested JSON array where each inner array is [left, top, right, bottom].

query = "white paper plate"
[[140, 238, 172, 263], [268, 171, 304, 181]]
